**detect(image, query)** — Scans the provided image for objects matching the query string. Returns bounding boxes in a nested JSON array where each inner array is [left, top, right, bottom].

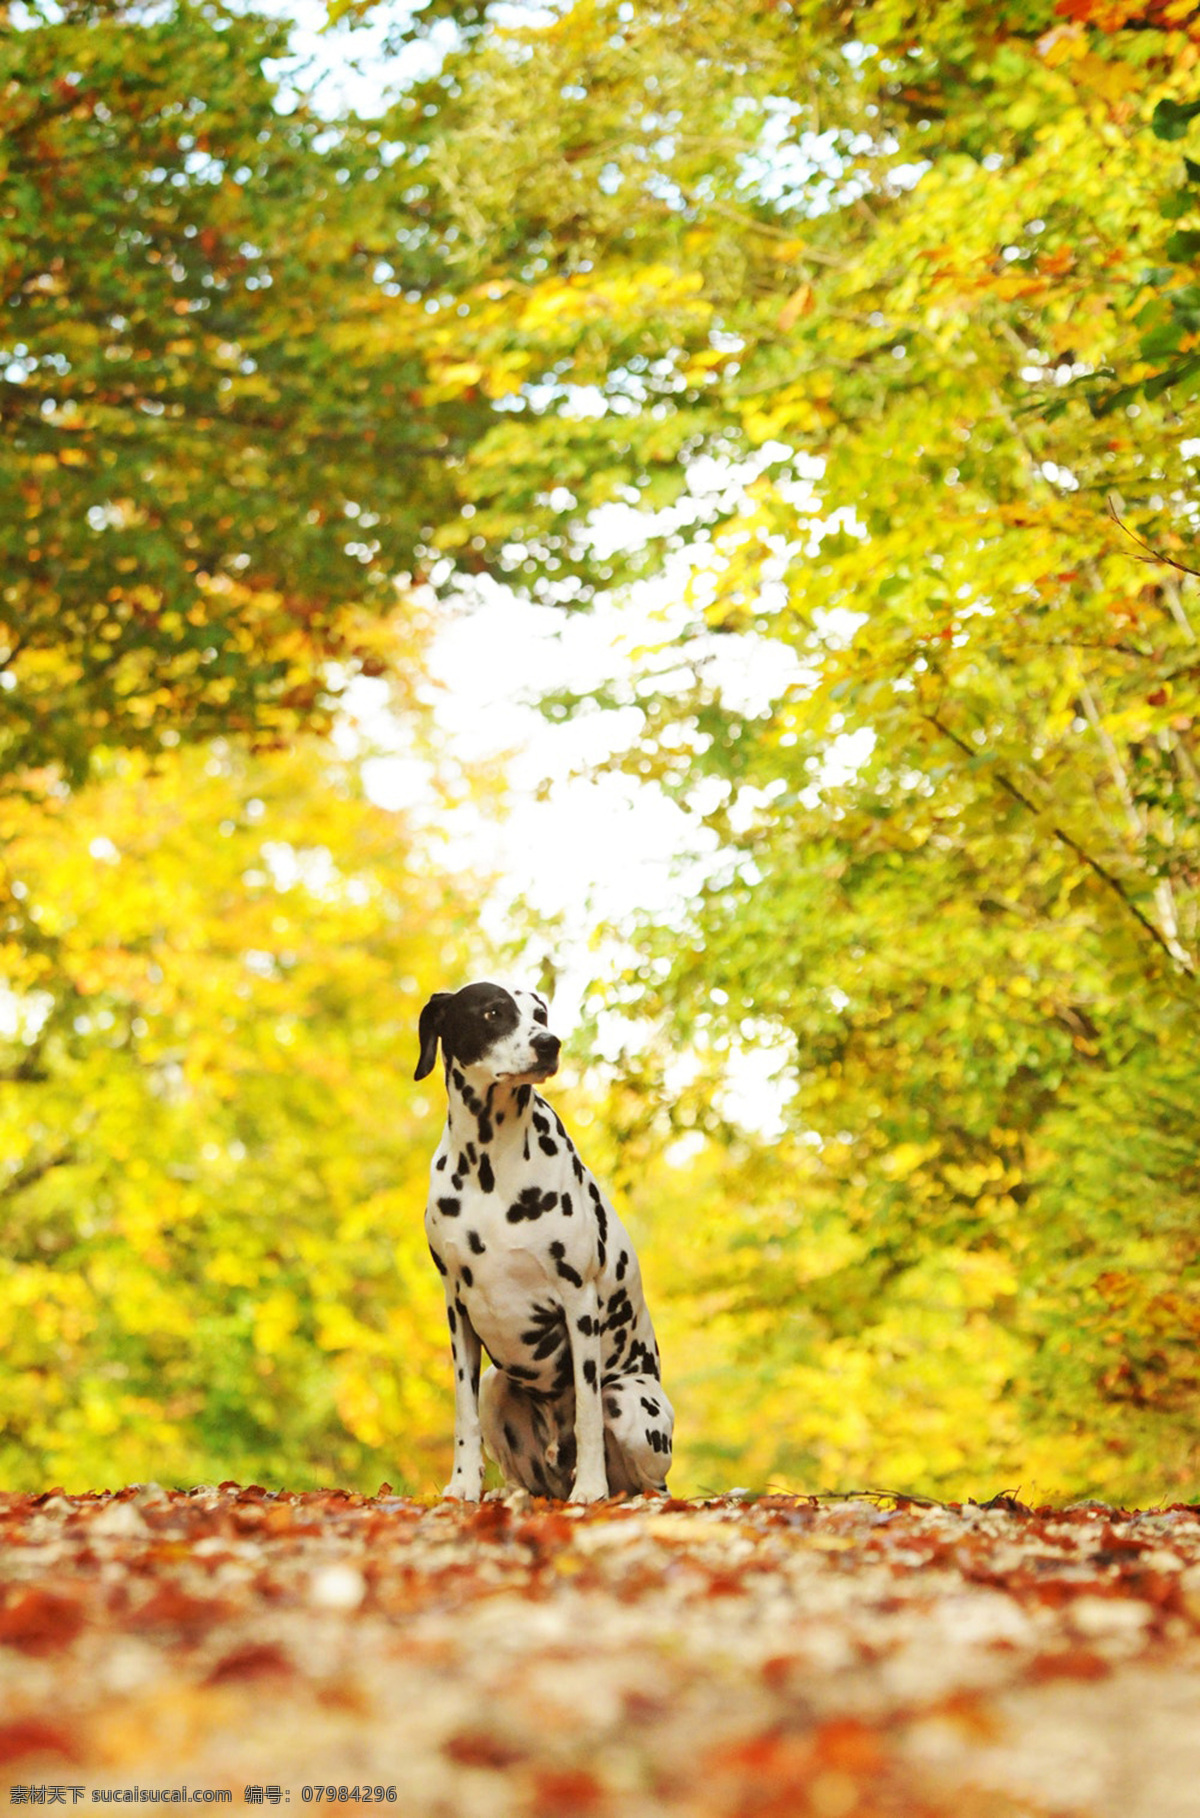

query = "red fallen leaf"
[[529, 1767, 605, 1814], [515, 1514, 576, 1555], [0, 1718, 83, 1765], [812, 1716, 887, 1776], [704, 1570, 748, 1597], [468, 1501, 511, 1537], [704, 1732, 819, 1818], [442, 1729, 527, 1769], [1030, 1647, 1112, 1683], [0, 1588, 87, 1654], [979, 1493, 1034, 1516], [707, 1730, 802, 1775], [205, 1642, 294, 1684], [1091, 1525, 1145, 1558], [927, 1691, 1003, 1741], [125, 1583, 231, 1632], [621, 1689, 668, 1725]]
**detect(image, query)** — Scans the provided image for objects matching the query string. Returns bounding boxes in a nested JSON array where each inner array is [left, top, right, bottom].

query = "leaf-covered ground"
[[1, 1486, 1199, 1815]]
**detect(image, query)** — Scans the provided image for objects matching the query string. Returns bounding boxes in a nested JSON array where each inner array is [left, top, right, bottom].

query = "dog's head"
[[414, 981, 561, 1086]]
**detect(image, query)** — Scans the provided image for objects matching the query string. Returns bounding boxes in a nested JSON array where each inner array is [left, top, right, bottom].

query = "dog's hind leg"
[[601, 1374, 674, 1494], [479, 1368, 574, 1499]]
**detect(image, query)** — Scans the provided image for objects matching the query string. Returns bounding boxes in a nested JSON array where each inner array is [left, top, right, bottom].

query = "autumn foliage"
[[2, 0, 1200, 1509], [2, 1484, 1199, 1812]]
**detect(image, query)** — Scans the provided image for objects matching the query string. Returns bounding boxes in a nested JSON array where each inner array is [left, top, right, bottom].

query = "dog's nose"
[[533, 1031, 561, 1064]]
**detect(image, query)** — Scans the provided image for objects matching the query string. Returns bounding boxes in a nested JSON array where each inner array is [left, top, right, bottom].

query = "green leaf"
[[1165, 228, 1200, 262], [1144, 350, 1200, 400], [1152, 97, 1200, 142]]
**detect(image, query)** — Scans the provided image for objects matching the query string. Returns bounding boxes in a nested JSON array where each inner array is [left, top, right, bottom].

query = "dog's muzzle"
[[500, 1032, 561, 1082]]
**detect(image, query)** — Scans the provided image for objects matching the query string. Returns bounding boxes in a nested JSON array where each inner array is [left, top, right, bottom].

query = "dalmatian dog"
[[416, 981, 673, 1503]]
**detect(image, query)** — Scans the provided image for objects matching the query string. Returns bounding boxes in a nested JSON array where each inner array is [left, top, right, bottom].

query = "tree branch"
[[924, 709, 1196, 979], [1108, 498, 1200, 583], [0, 1147, 75, 1200]]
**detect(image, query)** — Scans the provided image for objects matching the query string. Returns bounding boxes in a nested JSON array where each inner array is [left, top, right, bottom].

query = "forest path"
[[1, 1487, 1198, 1816]]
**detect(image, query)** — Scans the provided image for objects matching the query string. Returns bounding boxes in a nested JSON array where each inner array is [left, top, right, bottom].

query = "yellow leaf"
[[778, 283, 815, 331]]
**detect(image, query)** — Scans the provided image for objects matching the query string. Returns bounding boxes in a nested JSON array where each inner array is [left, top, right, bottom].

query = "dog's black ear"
[[415, 992, 453, 1081]]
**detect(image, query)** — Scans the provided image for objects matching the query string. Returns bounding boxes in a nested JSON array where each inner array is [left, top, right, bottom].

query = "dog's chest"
[[429, 1181, 575, 1382], [427, 1120, 587, 1262]]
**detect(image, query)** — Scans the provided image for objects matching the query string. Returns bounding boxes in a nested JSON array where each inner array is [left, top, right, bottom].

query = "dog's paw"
[[569, 1473, 610, 1504], [442, 1475, 483, 1501]]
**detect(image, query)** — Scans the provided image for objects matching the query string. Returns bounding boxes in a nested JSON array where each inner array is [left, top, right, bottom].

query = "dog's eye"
[[483, 1006, 499, 1021]]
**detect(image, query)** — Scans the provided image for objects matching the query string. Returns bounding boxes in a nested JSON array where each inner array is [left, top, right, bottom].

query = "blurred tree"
[[394, 0, 1200, 1496], [0, 661, 492, 1489], [0, 0, 498, 790]]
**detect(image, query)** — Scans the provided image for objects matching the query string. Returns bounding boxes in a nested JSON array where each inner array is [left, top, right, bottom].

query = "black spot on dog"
[[457, 1152, 469, 1178], [447, 1307, 457, 1333], [451, 1069, 466, 1093], [507, 1364, 539, 1383], [507, 1186, 558, 1223], [517, 1085, 531, 1113], [429, 1247, 447, 1276], [467, 1229, 485, 1255], [641, 1396, 658, 1415], [605, 1396, 621, 1418], [461, 1264, 474, 1288], [436, 1155, 447, 1172], [616, 1250, 628, 1281], [478, 1153, 495, 1194], [538, 1136, 558, 1157], [548, 1240, 583, 1288], [573, 1155, 584, 1182], [583, 1358, 597, 1388], [561, 1192, 573, 1218], [532, 1110, 548, 1134], [604, 1288, 634, 1330], [577, 1313, 594, 1336], [589, 1192, 608, 1267], [504, 1421, 519, 1451], [437, 1196, 461, 1217], [521, 1302, 567, 1361]]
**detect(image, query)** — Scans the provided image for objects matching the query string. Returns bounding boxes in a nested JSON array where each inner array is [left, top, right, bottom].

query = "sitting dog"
[[416, 980, 673, 1502]]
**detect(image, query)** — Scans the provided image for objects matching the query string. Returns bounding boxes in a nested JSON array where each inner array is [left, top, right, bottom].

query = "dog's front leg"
[[567, 1283, 608, 1503], [443, 1287, 485, 1500]]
